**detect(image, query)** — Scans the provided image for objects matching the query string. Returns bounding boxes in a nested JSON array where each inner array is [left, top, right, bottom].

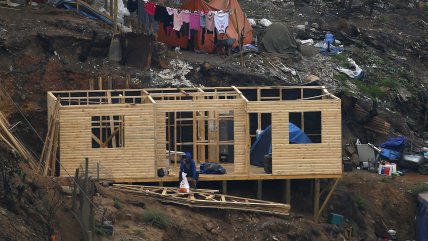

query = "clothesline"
[[132, 0, 237, 36]]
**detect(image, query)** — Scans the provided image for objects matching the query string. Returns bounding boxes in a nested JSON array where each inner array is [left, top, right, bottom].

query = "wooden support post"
[[159, 181, 164, 187], [283, 179, 291, 204], [222, 180, 227, 194], [98, 77, 102, 90], [84, 158, 89, 192], [109, 0, 113, 17], [257, 180, 262, 200], [314, 178, 320, 223], [72, 168, 79, 211], [192, 111, 197, 163], [318, 178, 340, 217], [76, 0, 80, 13], [126, 74, 130, 89], [107, 76, 112, 90], [113, 0, 118, 31], [89, 79, 94, 90], [96, 162, 100, 181]]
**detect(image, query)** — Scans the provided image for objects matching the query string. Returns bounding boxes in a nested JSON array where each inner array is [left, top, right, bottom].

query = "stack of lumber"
[[354, 104, 391, 135], [112, 184, 290, 216], [39, 100, 60, 175], [0, 111, 37, 169]]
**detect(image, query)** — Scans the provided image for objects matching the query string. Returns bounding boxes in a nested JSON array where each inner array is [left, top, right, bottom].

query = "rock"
[[296, 25, 306, 31], [204, 222, 214, 231], [305, 74, 320, 82], [311, 22, 319, 29], [287, 230, 297, 239], [259, 18, 272, 27], [152, 41, 169, 68], [248, 18, 256, 26]]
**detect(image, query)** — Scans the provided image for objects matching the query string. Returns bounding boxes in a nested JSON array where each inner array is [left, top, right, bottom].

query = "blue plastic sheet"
[[250, 123, 312, 167], [379, 136, 407, 151], [417, 192, 428, 241]]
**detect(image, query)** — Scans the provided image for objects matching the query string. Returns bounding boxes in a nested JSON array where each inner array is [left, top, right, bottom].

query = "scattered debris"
[[335, 58, 364, 79], [156, 59, 194, 87]]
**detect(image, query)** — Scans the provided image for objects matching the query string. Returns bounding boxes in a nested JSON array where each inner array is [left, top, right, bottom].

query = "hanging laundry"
[[155, 5, 173, 35], [173, 9, 183, 31], [206, 11, 215, 32], [145, 1, 156, 15], [214, 11, 229, 34], [189, 12, 200, 30], [166, 6, 175, 15], [127, 0, 137, 13], [200, 12, 206, 28], [181, 10, 191, 23], [137, 0, 148, 24]]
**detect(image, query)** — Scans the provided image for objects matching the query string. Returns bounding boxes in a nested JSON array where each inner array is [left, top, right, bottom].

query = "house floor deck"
[[107, 162, 342, 183]]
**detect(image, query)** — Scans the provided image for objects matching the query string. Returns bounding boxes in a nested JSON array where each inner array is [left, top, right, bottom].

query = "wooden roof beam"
[[231, 86, 249, 102]]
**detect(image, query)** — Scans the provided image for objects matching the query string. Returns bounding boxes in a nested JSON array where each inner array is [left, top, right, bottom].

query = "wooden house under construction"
[[45, 86, 342, 183]]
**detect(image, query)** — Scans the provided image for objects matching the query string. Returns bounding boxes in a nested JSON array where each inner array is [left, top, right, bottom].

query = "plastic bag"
[[178, 172, 190, 193]]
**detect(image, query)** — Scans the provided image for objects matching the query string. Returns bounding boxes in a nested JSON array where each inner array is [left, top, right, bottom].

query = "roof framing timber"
[[49, 86, 338, 106]]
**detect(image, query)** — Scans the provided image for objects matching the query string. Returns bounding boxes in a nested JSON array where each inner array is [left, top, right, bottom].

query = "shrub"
[[354, 196, 369, 211], [134, 229, 145, 237], [408, 184, 428, 195], [141, 209, 171, 229], [113, 198, 123, 210], [380, 78, 397, 89]]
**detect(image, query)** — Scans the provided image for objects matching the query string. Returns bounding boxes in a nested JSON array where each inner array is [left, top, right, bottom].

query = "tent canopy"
[[250, 123, 312, 167], [157, 0, 252, 53]]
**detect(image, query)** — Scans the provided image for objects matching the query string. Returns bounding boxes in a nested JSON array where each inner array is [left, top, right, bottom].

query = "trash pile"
[[155, 59, 194, 87], [345, 136, 428, 175]]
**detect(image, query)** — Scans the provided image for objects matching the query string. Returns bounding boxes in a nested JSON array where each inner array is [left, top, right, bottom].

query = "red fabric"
[[145, 2, 156, 15], [157, 0, 252, 53]]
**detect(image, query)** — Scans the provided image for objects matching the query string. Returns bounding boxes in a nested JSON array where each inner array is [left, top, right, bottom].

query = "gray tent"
[[259, 23, 299, 55]]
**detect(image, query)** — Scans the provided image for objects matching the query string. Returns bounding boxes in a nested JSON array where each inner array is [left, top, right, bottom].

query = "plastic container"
[[378, 163, 397, 176], [328, 213, 344, 226]]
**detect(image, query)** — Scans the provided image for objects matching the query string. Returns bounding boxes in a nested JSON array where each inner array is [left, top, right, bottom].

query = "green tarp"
[[259, 23, 299, 55]]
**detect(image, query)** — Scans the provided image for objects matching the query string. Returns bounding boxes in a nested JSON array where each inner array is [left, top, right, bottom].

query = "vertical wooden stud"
[[314, 178, 320, 223], [257, 180, 262, 200], [222, 180, 227, 195]]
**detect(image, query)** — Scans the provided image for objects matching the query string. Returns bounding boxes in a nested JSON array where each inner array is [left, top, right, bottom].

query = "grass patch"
[[134, 229, 145, 238], [141, 209, 171, 229], [332, 54, 349, 66], [354, 81, 385, 98], [425, 3, 428, 11], [113, 198, 123, 210], [408, 184, 428, 195], [334, 73, 348, 83], [354, 196, 369, 211], [380, 78, 398, 89]]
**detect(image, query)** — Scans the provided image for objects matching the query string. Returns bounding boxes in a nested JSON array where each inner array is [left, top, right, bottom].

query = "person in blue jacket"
[[179, 152, 199, 187], [324, 31, 335, 52]]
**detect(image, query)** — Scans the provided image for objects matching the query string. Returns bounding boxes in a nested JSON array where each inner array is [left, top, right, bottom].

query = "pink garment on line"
[[189, 13, 200, 30], [173, 9, 183, 31], [205, 11, 215, 31], [181, 10, 191, 23]]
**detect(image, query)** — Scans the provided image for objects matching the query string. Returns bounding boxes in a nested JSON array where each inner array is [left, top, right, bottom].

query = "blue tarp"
[[379, 136, 406, 161], [250, 123, 312, 167], [417, 192, 428, 241], [56, 0, 113, 26], [379, 136, 407, 152]]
